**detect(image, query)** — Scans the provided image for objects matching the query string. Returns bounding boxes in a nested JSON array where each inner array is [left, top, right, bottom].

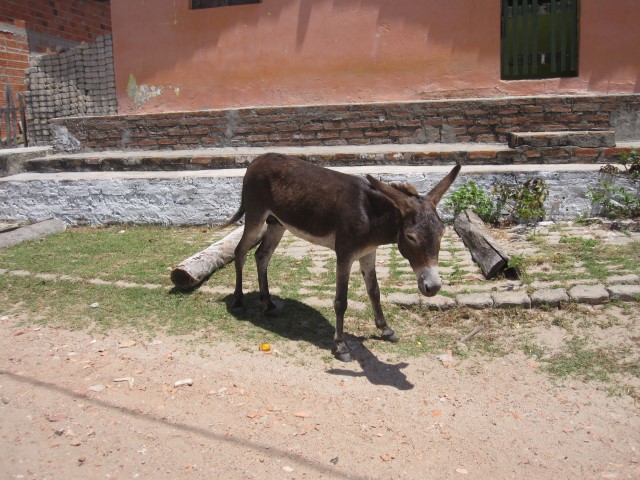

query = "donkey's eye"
[[406, 234, 418, 243]]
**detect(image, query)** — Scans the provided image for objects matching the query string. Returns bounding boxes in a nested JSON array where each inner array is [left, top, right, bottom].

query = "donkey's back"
[[230, 153, 383, 250]]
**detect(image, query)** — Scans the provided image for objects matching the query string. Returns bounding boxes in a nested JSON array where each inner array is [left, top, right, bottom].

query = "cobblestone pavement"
[[273, 221, 640, 310]]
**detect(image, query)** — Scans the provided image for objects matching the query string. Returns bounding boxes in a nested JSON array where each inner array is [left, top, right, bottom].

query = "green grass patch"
[[523, 238, 640, 284], [0, 225, 220, 286], [0, 223, 639, 403], [544, 336, 636, 383]]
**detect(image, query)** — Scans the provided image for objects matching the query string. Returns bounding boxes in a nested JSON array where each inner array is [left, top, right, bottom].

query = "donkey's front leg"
[[333, 256, 354, 362], [359, 252, 399, 343]]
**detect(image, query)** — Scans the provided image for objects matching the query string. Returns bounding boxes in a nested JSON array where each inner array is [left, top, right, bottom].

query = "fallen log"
[[453, 209, 519, 280], [171, 224, 267, 290]]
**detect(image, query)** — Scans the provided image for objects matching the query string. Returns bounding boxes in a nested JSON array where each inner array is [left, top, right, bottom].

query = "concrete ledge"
[[19, 141, 640, 174], [0, 219, 66, 249], [24, 143, 513, 173], [0, 146, 53, 177]]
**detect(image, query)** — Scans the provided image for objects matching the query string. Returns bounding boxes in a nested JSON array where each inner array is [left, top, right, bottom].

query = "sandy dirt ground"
[[1, 307, 639, 480]]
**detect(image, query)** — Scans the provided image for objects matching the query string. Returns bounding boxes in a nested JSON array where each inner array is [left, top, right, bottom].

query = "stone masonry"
[[277, 222, 640, 311], [0, 167, 618, 226], [1, 221, 637, 312], [24, 34, 117, 146], [50, 94, 640, 152]]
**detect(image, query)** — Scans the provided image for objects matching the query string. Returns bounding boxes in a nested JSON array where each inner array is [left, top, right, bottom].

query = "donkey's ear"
[[366, 174, 413, 215], [424, 164, 461, 205]]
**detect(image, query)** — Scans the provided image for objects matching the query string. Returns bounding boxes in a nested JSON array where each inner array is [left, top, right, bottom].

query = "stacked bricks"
[[24, 34, 117, 146], [50, 94, 640, 153]]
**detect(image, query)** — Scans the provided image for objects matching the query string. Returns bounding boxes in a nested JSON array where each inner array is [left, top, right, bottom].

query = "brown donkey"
[[223, 153, 461, 361]]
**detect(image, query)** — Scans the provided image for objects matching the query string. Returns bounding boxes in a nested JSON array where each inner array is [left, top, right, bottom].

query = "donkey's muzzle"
[[417, 267, 441, 297]]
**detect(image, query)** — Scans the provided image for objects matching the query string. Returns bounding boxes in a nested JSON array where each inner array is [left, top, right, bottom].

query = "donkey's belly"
[[278, 219, 336, 251]]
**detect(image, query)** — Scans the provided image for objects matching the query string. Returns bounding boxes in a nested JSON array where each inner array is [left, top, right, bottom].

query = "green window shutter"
[[501, 0, 579, 80]]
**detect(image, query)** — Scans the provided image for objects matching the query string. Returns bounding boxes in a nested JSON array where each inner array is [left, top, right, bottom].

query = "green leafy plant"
[[494, 178, 549, 224], [444, 181, 500, 224], [586, 149, 640, 219], [446, 178, 549, 225]]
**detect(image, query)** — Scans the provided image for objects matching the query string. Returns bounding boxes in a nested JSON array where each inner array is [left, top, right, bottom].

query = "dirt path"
[[1, 310, 639, 480]]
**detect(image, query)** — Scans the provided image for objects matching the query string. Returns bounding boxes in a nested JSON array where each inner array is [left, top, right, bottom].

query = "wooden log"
[[170, 224, 267, 290], [453, 209, 519, 280]]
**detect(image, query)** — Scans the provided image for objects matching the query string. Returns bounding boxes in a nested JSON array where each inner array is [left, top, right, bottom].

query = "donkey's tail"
[[220, 195, 246, 229]]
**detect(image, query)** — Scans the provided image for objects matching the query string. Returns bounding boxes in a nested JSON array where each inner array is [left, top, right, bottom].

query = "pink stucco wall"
[[111, 0, 640, 114]]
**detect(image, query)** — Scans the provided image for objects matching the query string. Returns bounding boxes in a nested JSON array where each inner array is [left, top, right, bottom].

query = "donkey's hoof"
[[335, 351, 352, 362], [381, 329, 400, 343]]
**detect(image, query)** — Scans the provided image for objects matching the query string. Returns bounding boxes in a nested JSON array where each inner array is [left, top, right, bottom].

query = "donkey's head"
[[367, 165, 461, 297]]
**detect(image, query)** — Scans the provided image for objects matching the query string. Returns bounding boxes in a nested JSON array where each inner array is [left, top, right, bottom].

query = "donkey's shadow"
[[325, 336, 414, 391], [222, 292, 414, 390]]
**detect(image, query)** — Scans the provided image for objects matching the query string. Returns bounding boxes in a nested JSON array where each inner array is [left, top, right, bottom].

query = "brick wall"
[[0, 21, 29, 98], [0, 0, 111, 52], [25, 34, 116, 145], [0, 1, 111, 143], [50, 94, 640, 152], [0, 21, 29, 142]]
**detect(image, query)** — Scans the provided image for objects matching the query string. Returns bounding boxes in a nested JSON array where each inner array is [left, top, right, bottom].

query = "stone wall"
[[24, 34, 117, 146], [0, 168, 620, 226], [51, 94, 640, 152]]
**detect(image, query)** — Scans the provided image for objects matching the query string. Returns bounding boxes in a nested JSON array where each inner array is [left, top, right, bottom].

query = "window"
[[501, 0, 579, 80], [191, 0, 260, 9]]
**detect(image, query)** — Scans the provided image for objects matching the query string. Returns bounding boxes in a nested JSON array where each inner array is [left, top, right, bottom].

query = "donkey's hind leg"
[[232, 213, 269, 310], [255, 219, 286, 316]]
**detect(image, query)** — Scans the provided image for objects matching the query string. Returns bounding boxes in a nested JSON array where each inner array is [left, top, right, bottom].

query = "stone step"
[[0, 146, 53, 177], [18, 140, 640, 173], [22, 144, 508, 173], [508, 130, 616, 148]]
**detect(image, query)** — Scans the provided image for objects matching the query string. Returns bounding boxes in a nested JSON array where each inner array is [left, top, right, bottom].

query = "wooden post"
[[8, 87, 18, 148], [18, 93, 28, 147], [453, 209, 519, 280], [4, 85, 12, 147]]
